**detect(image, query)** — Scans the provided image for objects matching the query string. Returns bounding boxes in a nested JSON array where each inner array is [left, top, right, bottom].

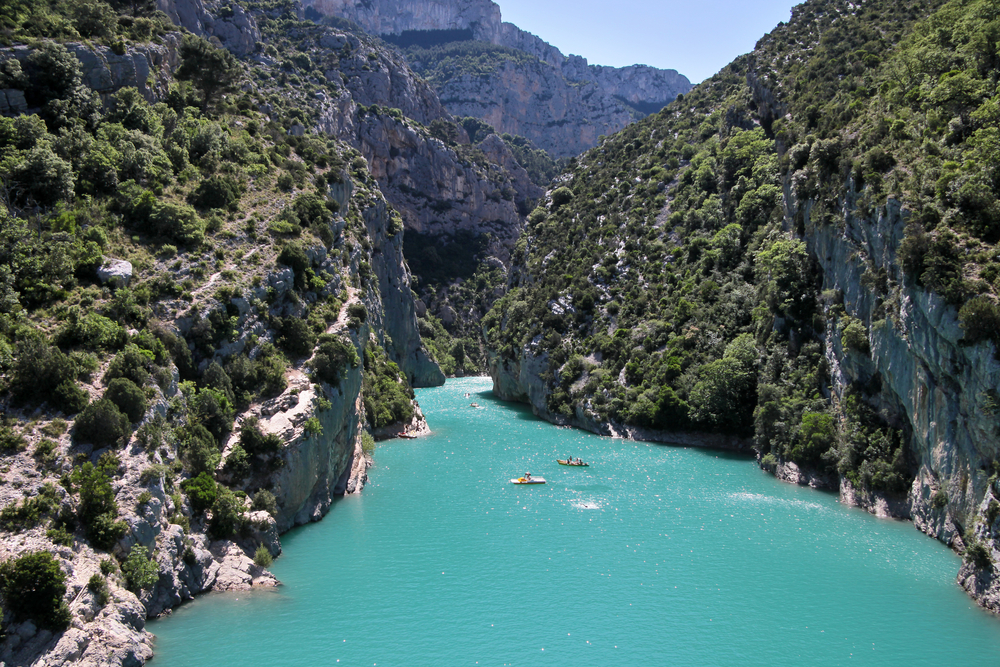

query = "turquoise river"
[[151, 377, 1000, 665]]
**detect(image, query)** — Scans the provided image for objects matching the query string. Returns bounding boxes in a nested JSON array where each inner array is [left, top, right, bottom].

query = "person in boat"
[[524, 472, 531, 481]]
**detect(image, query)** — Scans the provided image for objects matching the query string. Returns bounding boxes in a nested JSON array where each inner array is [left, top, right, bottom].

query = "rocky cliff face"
[[308, 0, 502, 40], [280, 24, 535, 266], [0, 23, 445, 663], [156, 0, 261, 56], [301, 0, 691, 157], [803, 194, 999, 538], [429, 58, 633, 158], [0, 38, 180, 113]]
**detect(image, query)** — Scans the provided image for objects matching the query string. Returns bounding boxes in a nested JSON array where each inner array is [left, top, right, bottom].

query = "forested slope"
[[485, 0, 1000, 613]]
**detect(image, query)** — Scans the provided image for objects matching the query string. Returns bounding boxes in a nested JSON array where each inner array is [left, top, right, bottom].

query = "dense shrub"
[[362, 346, 414, 429], [202, 362, 234, 403], [959, 296, 1000, 346], [347, 303, 367, 323], [121, 545, 158, 592], [188, 386, 234, 441], [105, 377, 148, 423], [74, 399, 129, 447], [550, 186, 574, 208], [277, 316, 316, 357], [0, 552, 70, 630], [840, 317, 870, 354], [58, 312, 127, 350], [75, 462, 127, 551], [191, 174, 241, 210], [12, 143, 75, 208], [10, 337, 88, 413], [179, 423, 220, 476], [292, 192, 334, 227], [176, 35, 242, 110], [223, 445, 250, 479], [208, 487, 245, 539], [253, 543, 273, 568], [309, 335, 359, 385], [180, 471, 217, 513], [251, 489, 277, 515], [87, 573, 110, 606], [104, 344, 151, 387], [238, 417, 282, 457]]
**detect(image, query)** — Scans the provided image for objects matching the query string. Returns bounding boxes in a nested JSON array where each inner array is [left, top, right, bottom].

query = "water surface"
[[152, 377, 1000, 665]]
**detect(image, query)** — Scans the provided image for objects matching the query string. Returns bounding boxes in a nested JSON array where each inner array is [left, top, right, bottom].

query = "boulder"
[[97, 258, 133, 288]]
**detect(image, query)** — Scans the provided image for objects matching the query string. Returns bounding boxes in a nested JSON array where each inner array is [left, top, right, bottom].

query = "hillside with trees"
[[484, 0, 1000, 613]]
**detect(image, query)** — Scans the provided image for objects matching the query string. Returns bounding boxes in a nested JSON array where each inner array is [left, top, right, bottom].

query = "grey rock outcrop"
[[156, 0, 260, 56], [97, 258, 133, 288], [801, 192, 1000, 534], [0, 39, 180, 106], [307, 0, 502, 40], [301, 0, 691, 157]]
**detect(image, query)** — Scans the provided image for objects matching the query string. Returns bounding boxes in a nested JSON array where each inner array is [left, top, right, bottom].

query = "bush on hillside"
[[0, 552, 70, 630], [105, 377, 148, 423], [74, 399, 129, 448]]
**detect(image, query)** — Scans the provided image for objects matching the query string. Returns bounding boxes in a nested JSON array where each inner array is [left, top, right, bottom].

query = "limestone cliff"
[[301, 0, 691, 157], [156, 0, 261, 56], [0, 23, 443, 663]]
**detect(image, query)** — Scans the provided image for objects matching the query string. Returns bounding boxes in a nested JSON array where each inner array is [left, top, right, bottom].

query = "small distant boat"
[[557, 459, 589, 467], [470, 402, 480, 408], [398, 433, 417, 439], [511, 476, 545, 484]]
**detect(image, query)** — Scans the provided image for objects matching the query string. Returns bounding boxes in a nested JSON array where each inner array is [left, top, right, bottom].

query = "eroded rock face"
[[803, 193, 1000, 533], [156, 0, 261, 56], [307, 0, 502, 40], [361, 199, 446, 387], [0, 39, 180, 106], [301, 0, 691, 157]]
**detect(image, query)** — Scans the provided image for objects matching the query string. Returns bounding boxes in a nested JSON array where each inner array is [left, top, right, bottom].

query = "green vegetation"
[[363, 345, 414, 429], [180, 472, 218, 513], [87, 573, 111, 606], [0, 551, 70, 630], [482, 0, 983, 500], [74, 461, 128, 551], [121, 545, 158, 592], [253, 543, 273, 568]]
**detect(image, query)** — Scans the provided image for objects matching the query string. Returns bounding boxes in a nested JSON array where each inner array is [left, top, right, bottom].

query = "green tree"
[[790, 412, 837, 463], [121, 545, 158, 592], [75, 462, 127, 550], [179, 423, 221, 476], [180, 471, 218, 513], [105, 377, 148, 423], [175, 36, 241, 111], [690, 334, 758, 434], [0, 552, 70, 630], [208, 487, 245, 539], [109, 0, 156, 17], [74, 399, 129, 447], [12, 142, 75, 208]]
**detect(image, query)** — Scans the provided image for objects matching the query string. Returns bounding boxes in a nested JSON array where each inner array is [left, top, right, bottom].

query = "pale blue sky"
[[495, 0, 799, 83]]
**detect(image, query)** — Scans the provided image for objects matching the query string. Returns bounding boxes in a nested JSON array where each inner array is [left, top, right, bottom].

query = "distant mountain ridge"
[[302, 0, 692, 157]]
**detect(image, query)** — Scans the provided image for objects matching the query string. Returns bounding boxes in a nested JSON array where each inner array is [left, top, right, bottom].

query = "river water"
[[151, 377, 1000, 665]]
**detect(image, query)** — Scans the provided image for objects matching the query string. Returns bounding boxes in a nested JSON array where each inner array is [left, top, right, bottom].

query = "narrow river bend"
[[151, 377, 1000, 665]]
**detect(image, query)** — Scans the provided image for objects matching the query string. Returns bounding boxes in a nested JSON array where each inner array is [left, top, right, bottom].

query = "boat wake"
[[728, 492, 825, 511], [571, 500, 602, 510]]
